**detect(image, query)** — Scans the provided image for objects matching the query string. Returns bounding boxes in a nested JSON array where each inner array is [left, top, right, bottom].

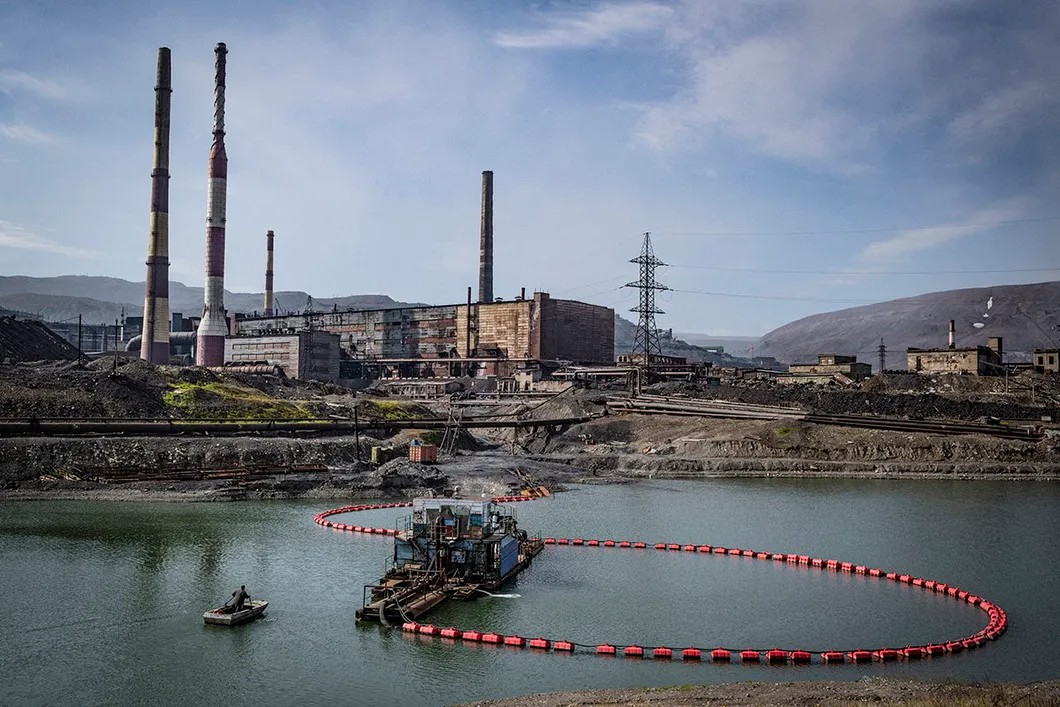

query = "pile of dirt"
[[0, 317, 79, 363], [0, 361, 169, 418]]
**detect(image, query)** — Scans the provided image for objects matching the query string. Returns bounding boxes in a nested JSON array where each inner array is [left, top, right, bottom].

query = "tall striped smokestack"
[[948, 319, 955, 350], [263, 230, 274, 316], [140, 47, 172, 364], [478, 170, 493, 303], [196, 42, 229, 366]]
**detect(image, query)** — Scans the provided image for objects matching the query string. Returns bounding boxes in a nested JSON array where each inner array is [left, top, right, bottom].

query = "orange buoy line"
[[314, 498, 1008, 664]]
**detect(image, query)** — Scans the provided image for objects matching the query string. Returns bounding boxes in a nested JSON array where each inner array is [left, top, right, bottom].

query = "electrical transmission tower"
[[878, 338, 886, 375], [624, 232, 669, 377]]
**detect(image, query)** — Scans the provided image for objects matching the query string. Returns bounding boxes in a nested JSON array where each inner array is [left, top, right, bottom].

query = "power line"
[[670, 288, 890, 305], [670, 265, 1060, 276], [655, 215, 1060, 238]]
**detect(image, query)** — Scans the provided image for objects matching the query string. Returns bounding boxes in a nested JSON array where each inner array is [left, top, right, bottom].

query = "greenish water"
[[1, 479, 1058, 706]]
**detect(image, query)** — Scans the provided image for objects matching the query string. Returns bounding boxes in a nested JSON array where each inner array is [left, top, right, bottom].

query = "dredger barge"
[[355, 498, 544, 623]]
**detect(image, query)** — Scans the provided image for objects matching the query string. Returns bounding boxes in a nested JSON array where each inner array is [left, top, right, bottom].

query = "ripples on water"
[[1, 479, 1058, 706]]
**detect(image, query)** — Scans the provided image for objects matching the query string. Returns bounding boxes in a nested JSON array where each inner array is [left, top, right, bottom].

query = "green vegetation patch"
[[163, 381, 313, 420], [775, 426, 795, 438], [358, 399, 429, 421]]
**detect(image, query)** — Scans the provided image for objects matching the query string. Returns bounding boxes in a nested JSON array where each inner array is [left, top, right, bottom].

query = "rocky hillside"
[[0, 275, 422, 322], [756, 281, 1060, 366]]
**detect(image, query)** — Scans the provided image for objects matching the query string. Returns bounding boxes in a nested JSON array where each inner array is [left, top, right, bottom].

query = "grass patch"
[[163, 381, 313, 420], [775, 426, 795, 437], [358, 399, 427, 421]]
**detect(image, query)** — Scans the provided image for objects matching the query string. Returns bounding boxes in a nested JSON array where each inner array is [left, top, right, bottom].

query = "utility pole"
[[878, 338, 886, 375], [77, 314, 83, 365], [113, 318, 119, 373], [623, 232, 668, 383]]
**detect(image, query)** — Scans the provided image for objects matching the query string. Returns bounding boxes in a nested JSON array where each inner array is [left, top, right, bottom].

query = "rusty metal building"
[[234, 291, 614, 377], [225, 330, 340, 381]]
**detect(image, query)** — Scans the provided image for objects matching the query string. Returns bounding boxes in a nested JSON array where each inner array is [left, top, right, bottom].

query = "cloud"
[[0, 220, 99, 258], [947, 81, 1054, 147], [494, 1, 673, 49], [858, 200, 1030, 264], [0, 122, 58, 145], [0, 69, 69, 100], [635, 2, 931, 171]]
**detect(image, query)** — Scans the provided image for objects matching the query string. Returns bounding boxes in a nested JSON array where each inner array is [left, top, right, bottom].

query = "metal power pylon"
[[624, 232, 669, 377]]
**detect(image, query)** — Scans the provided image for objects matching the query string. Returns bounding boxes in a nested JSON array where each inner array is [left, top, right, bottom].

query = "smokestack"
[[478, 170, 493, 303], [196, 42, 229, 366], [948, 319, 955, 349], [140, 47, 172, 364], [263, 230, 275, 316]]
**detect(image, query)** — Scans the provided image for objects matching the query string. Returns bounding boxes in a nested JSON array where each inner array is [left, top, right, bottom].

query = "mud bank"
[[0, 442, 583, 502], [462, 678, 1060, 707]]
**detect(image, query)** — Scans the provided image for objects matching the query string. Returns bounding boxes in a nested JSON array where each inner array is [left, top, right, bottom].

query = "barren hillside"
[[756, 281, 1060, 366]]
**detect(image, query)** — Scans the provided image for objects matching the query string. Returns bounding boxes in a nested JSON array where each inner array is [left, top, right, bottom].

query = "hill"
[[755, 281, 1060, 367], [0, 275, 423, 323]]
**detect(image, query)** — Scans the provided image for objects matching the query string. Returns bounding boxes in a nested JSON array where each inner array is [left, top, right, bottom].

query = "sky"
[[1, 0, 1058, 336]]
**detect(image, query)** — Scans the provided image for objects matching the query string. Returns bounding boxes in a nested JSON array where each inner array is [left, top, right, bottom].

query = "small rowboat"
[[203, 600, 268, 626]]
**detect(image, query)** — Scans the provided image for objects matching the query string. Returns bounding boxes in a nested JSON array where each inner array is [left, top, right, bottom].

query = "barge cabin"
[[356, 498, 544, 623]]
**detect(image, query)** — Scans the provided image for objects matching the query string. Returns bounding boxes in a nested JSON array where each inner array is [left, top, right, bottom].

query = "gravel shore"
[[460, 678, 1060, 706]]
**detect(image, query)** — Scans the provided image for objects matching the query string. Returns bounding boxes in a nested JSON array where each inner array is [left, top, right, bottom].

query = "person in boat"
[[231, 585, 250, 612]]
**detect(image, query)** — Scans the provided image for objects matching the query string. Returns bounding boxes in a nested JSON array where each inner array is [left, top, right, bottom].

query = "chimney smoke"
[[196, 42, 229, 366], [140, 47, 172, 364], [478, 170, 493, 303], [263, 230, 274, 316]]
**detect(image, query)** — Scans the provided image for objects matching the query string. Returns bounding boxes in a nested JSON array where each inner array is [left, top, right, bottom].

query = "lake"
[[1, 478, 1057, 706]]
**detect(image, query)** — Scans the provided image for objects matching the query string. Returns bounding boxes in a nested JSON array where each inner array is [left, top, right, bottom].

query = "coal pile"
[[0, 317, 79, 363]]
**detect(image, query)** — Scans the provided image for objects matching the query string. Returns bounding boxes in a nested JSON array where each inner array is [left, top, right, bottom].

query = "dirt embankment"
[[651, 375, 1059, 422], [462, 678, 1060, 707], [2, 363, 1059, 501], [531, 414, 1060, 479]]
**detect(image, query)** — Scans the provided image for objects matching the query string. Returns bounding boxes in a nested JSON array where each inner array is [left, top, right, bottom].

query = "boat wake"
[[477, 590, 521, 599]]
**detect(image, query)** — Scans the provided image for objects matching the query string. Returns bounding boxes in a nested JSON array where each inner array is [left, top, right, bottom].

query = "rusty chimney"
[[140, 47, 172, 364], [263, 230, 275, 316], [478, 170, 493, 303], [196, 42, 229, 366], [948, 319, 955, 349]]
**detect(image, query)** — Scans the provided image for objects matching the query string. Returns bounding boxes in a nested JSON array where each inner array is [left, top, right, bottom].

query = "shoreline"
[[3, 460, 1058, 504], [459, 678, 1060, 707]]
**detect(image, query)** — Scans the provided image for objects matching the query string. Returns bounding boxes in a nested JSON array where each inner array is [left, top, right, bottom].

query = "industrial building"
[[225, 330, 340, 381], [1034, 349, 1059, 374], [233, 291, 614, 380], [907, 321, 1004, 375], [227, 170, 614, 383], [780, 354, 873, 385]]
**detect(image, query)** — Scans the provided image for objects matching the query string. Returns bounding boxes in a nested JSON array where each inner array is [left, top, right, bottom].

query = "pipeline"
[[125, 330, 198, 353], [314, 499, 1008, 665]]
